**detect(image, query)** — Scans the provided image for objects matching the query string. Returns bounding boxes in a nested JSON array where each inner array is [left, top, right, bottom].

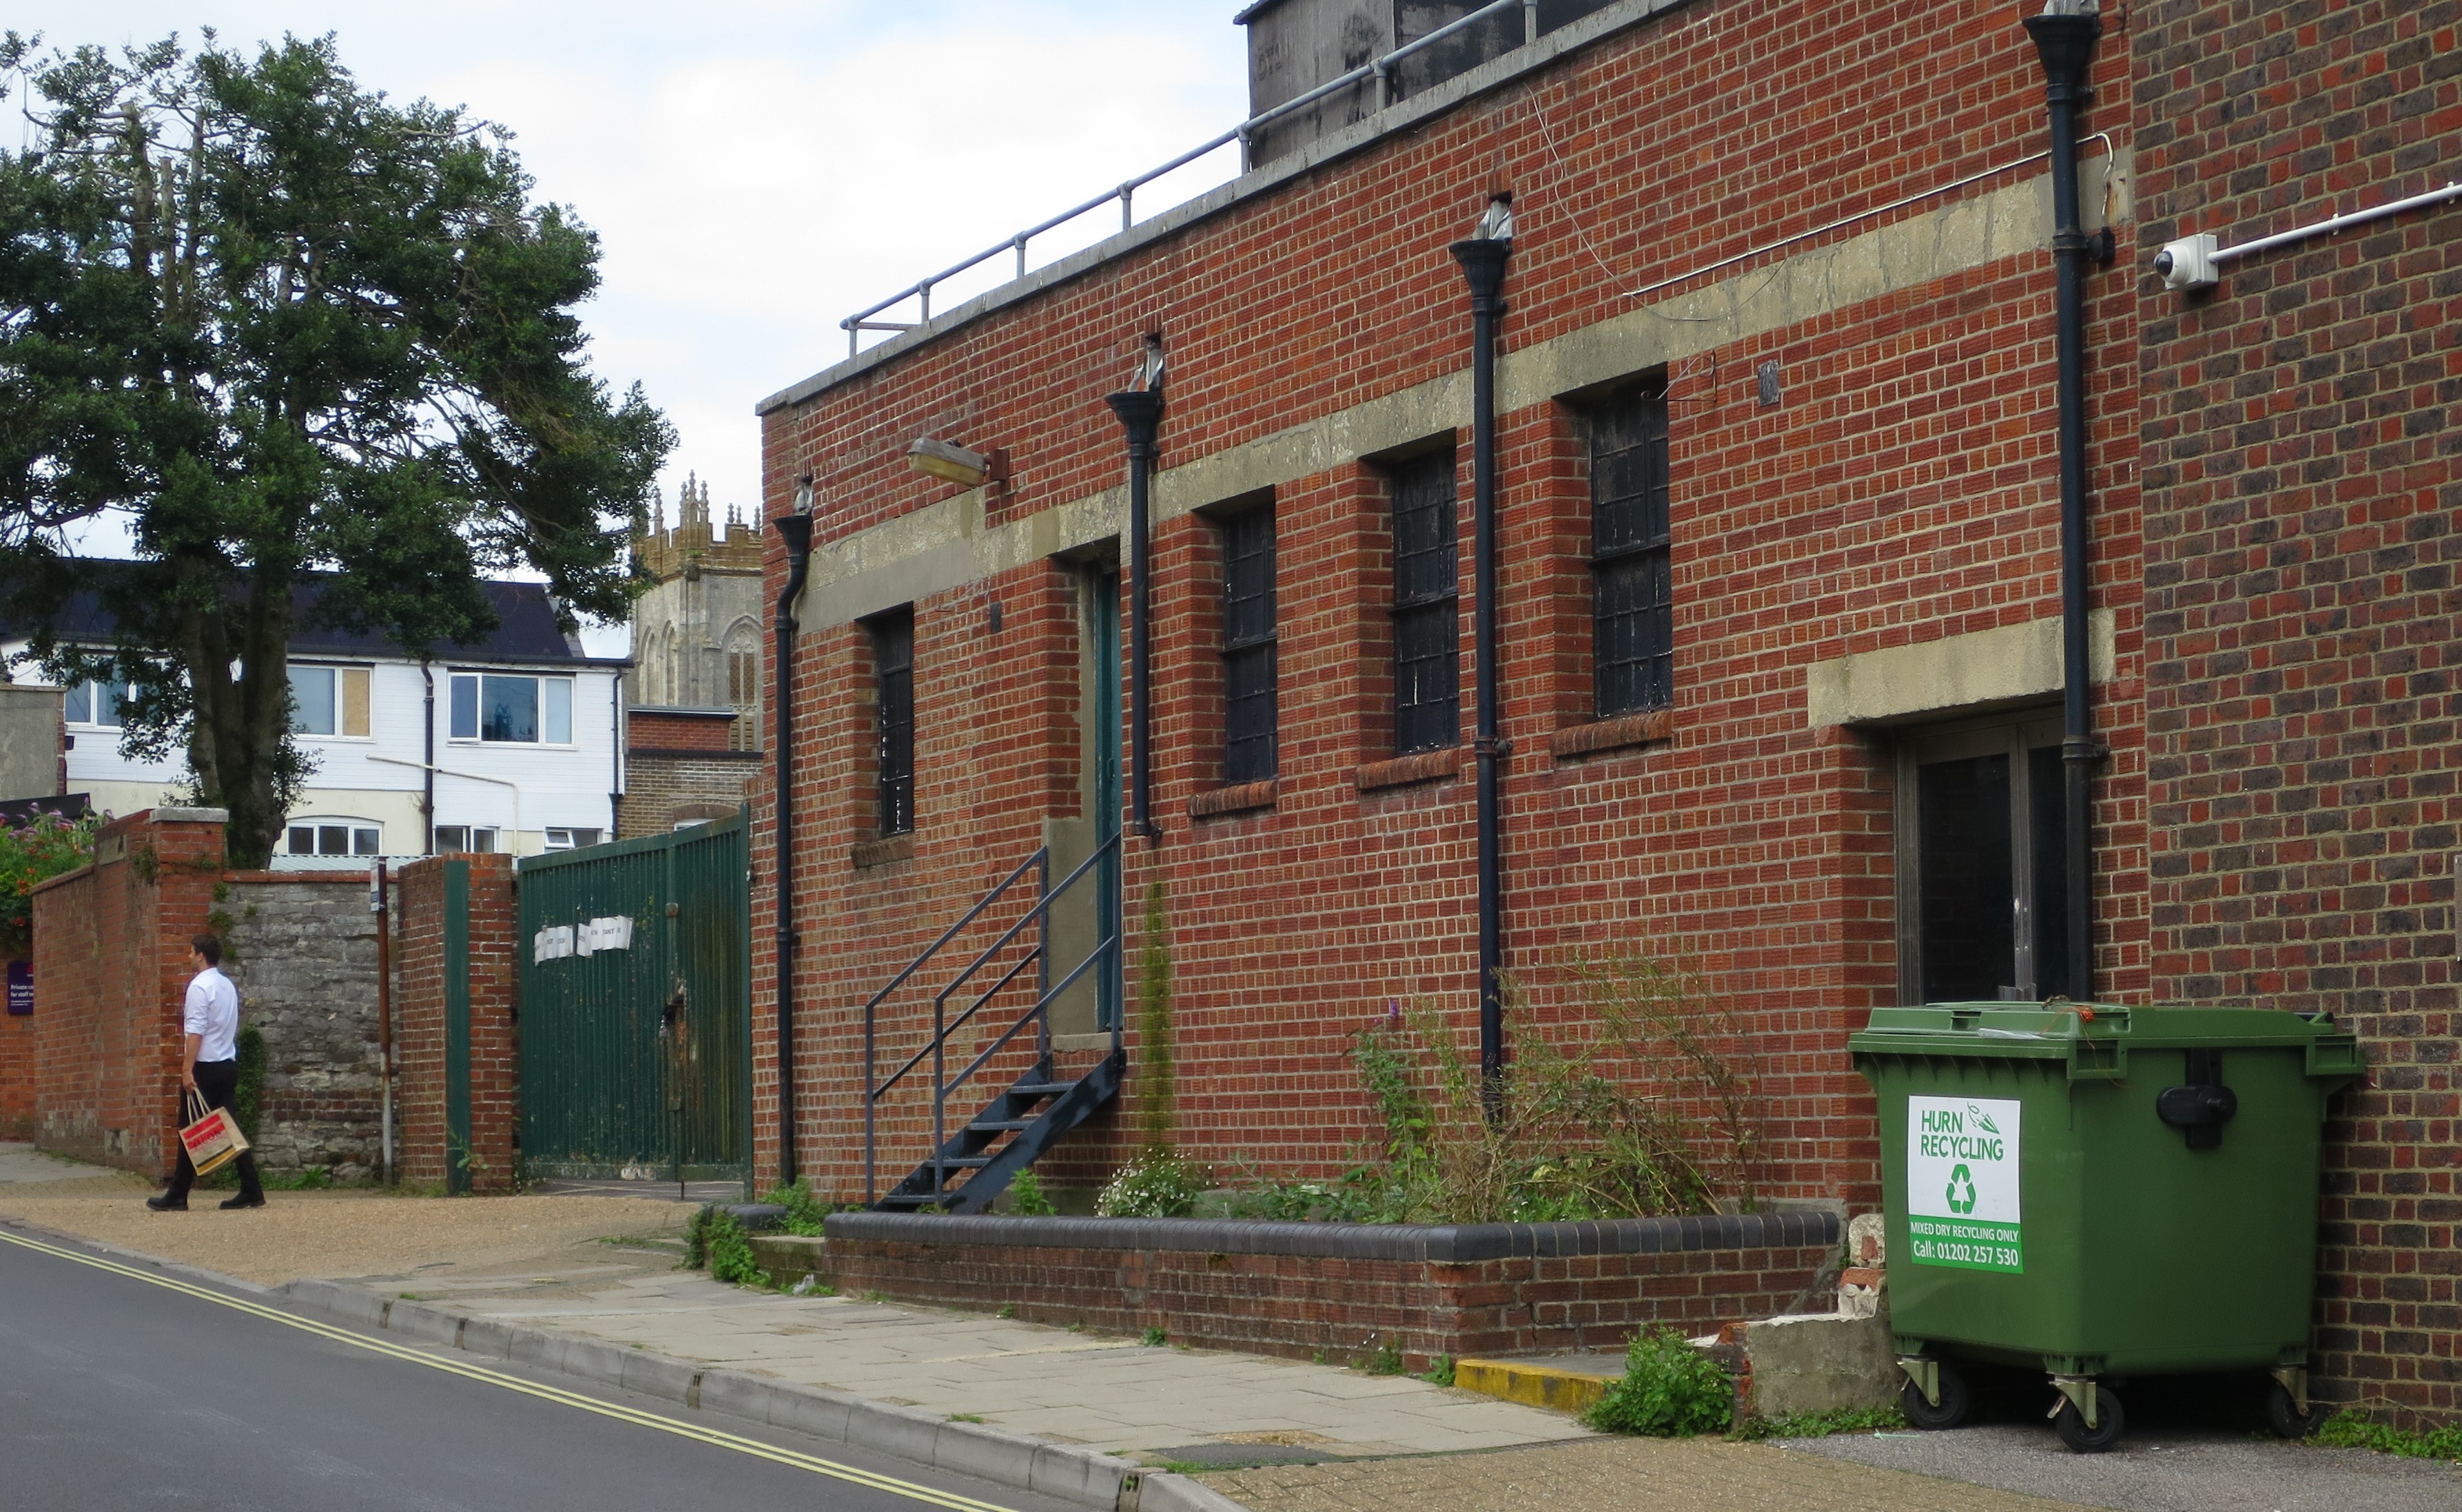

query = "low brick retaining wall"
[[821, 1210, 1841, 1368]]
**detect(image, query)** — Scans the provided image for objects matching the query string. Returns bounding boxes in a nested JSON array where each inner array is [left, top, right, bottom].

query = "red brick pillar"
[[30, 809, 227, 1176], [395, 853, 520, 1192]]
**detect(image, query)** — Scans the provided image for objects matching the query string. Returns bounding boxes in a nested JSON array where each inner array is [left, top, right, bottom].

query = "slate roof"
[[27, 572, 622, 668]]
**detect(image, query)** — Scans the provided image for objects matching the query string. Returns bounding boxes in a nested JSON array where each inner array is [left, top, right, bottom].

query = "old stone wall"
[[220, 873, 384, 1180]]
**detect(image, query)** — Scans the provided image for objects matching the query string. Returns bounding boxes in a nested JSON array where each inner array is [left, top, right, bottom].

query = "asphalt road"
[[0, 1226, 1086, 1512]]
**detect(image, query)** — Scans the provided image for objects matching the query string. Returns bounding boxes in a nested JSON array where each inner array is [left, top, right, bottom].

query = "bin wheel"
[[2265, 1382, 2328, 1440], [2053, 1385, 2125, 1453], [1900, 1363, 1969, 1430]]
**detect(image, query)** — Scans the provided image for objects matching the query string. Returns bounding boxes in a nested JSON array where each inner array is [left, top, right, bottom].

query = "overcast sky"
[[8, 3, 1251, 649]]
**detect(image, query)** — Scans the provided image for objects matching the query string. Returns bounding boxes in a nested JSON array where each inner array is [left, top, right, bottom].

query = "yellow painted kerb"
[[1453, 1357, 1621, 1416]]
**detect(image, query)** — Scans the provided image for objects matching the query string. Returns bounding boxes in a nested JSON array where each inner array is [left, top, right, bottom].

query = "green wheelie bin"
[[1849, 1002, 2362, 1452]]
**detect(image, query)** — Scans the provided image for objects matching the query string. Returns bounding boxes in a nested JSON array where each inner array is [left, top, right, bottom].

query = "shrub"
[[0, 808, 99, 956], [1585, 1329, 1732, 1438], [699, 1208, 761, 1285], [1007, 1170, 1058, 1216], [759, 1178, 839, 1236], [1096, 1154, 1207, 1218]]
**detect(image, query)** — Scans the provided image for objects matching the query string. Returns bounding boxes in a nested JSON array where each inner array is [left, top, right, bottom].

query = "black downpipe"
[[1105, 389, 1164, 844], [770, 480, 818, 1185], [1452, 222, 1511, 1115], [421, 663, 436, 854], [2026, 6, 2103, 1004]]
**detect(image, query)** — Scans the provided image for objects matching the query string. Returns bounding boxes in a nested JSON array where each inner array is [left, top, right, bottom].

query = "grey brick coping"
[[825, 1210, 1840, 1262]]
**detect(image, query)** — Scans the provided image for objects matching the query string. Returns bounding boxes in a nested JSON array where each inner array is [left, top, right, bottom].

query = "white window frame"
[[433, 825, 501, 855], [447, 671, 576, 747], [63, 677, 130, 729], [289, 663, 373, 739], [542, 827, 600, 851], [285, 818, 382, 858]]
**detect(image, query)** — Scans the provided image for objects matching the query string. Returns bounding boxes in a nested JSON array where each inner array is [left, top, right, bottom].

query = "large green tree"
[[0, 32, 670, 865]]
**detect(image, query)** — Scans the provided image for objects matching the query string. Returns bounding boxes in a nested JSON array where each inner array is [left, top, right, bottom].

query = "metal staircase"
[[861, 833, 1122, 1213]]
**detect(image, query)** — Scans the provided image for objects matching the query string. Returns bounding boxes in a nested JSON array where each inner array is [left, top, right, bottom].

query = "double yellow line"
[[0, 1227, 1022, 1512]]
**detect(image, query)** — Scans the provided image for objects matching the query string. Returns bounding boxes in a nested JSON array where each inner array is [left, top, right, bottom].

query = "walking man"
[[147, 931, 265, 1211]]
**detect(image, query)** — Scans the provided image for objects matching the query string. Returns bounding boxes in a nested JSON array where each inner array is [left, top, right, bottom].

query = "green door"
[[518, 811, 751, 1182], [1091, 571, 1123, 1030]]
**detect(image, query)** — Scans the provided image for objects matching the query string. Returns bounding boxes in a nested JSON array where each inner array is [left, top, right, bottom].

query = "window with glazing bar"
[[870, 610, 915, 836], [1588, 382, 1672, 717], [1389, 451, 1459, 754], [1219, 505, 1278, 784]]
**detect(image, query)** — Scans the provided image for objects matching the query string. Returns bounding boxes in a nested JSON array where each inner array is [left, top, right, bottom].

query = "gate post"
[[398, 854, 520, 1192]]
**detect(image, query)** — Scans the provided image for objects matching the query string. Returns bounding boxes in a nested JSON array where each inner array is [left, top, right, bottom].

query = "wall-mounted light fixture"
[[906, 435, 994, 488]]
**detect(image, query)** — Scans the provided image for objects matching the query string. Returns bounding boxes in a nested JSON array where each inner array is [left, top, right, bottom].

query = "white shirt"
[[184, 966, 240, 1063]]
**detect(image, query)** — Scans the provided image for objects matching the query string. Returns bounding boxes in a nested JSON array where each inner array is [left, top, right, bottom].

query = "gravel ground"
[[1201, 1435, 2099, 1512], [0, 1178, 688, 1286]]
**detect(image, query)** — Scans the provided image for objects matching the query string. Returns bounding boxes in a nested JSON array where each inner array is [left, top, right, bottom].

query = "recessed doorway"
[[1895, 712, 2071, 1004]]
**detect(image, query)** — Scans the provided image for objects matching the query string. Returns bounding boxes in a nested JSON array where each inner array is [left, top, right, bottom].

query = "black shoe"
[[145, 1194, 187, 1212], [219, 1194, 265, 1210]]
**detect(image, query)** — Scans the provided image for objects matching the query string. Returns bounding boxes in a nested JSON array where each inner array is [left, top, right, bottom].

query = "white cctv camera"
[[2153, 233, 2219, 291]]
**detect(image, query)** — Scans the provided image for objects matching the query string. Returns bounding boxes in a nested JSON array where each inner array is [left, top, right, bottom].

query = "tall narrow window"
[[1389, 451, 1460, 754], [1220, 506, 1278, 784], [1588, 382, 1673, 716], [871, 610, 915, 836], [726, 635, 761, 752]]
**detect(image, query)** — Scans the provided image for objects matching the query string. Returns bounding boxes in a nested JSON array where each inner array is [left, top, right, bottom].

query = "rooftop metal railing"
[[839, 0, 1545, 358]]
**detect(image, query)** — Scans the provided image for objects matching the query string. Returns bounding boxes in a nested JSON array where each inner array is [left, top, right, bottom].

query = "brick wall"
[[0, 962, 32, 1140], [755, 0, 2146, 1215], [220, 873, 385, 1179], [620, 752, 759, 840], [630, 707, 739, 752], [2133, 0, 2462, 1427], [31, 811, 225, 1175], [394, 854, 520, 1192], [823, 1211, 1838, 1368]]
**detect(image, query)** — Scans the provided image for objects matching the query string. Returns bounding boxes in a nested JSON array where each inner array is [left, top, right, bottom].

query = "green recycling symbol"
[[1946, 1164, 1978, 1214]]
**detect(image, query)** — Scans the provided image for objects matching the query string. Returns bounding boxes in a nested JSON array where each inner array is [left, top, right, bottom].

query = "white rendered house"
[[8, 578, 627, 863]]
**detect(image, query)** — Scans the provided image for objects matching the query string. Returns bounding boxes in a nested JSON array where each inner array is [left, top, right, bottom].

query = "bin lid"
[[1848, 1002, 2363, 1087]]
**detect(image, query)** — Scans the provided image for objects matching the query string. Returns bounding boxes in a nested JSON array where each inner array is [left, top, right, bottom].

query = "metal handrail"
[[863, 831, 1125, 1203], [839, 0, 1543, 357]]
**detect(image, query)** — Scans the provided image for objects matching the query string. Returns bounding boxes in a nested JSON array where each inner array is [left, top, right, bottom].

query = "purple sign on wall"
[[7, 959, 30, 1015]]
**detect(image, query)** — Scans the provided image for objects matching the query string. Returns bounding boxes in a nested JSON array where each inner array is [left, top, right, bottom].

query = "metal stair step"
[[967, 1119, 1034, 1132], [1006, 1081, 1074, 1097]]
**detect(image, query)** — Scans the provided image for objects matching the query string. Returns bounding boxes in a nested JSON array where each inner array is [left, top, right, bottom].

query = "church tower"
[[628, 474, 766, 749]]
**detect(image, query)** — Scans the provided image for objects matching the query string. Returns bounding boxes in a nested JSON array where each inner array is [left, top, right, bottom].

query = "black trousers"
[[167, 1057, 263, 1201]]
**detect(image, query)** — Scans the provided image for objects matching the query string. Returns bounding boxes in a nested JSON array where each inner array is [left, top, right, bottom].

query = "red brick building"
[[2131, 0, 2461, 1428], [752, 0, 2454, 1420]]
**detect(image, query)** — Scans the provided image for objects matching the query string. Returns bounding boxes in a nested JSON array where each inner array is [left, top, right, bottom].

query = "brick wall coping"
[[824, 1209, 1838, 1263]]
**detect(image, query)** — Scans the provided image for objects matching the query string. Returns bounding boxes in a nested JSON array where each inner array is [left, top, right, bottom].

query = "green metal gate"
[[518, 810, 751, 1183]]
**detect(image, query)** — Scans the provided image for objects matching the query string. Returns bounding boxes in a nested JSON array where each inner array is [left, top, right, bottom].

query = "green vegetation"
[[1730, 1403, 1907, 1441], [1140, 1326, 1167, 1347], [2313, 1411, 2462, 1462], [1006, 1170, 1058, 1216], [1097, 882, 1209, 1218], [260, 1166, 334, 1192], [0, 33, 669, 866], [684, 1203, 761, 1284], [1584, 1330, 1733, 1438], [1266, 951, 1761, 1225], [0, 809, 98, 954], [1360, 1342, 1405, 1376], [1096, 1156, 1207, 1218], [757, 1178, 845, 1236], [948, 1413, 984, 1424], [1417, 1355, 1457, 1388]]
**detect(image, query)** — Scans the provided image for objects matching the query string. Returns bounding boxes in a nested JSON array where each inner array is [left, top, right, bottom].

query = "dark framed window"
[[1896, 714, 2071, 1005], [870, 610, 915, 836], [1389, 451, 1459, 754], [1587, 382, 1672, 716], [1220, 505, 1278, 784]]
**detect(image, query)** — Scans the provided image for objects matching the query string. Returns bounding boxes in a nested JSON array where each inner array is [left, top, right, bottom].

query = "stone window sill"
[[1191, 779, 1278, 818], [850, 833, 915, 869], [1551, 708, 1673, 760], [1353, 747, 1463, 792]]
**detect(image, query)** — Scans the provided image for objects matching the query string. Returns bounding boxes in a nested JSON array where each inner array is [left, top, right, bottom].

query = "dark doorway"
[[1897, 714, 2071, 1004]]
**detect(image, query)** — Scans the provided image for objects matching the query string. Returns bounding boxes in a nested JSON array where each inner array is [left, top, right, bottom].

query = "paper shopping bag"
[[179, 1088, 249, 1178]]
